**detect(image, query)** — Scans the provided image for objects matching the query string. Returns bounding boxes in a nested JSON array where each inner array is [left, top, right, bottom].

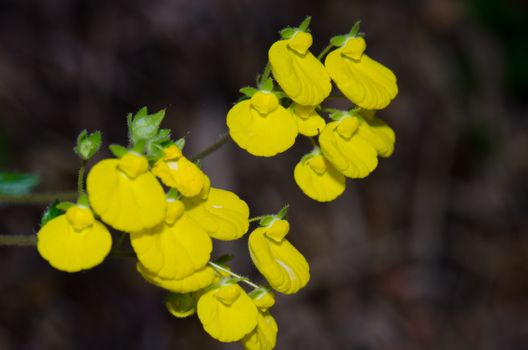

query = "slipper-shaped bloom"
[[356, 115, 396, 158], [269, 31, 331, 106], [318, 115, 379, 178], [37, 205, 112, 273], [130, 199, 213, 280], [197, 282, 258, 342], [248, 219, 310, 294], [227, 91, 298, 157], [289, 103, 326, 137], [325, 37, 398, 110], [87, 152, 166, 232], [294, 151, 346, 202], [183, 188, 249, 240], [137, 263, 216, 293], [151, 145, 209, 197], [242, 311, 278, 350]]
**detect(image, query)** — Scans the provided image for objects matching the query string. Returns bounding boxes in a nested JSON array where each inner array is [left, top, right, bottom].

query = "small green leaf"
[[298, 16, 312, 32], [276, 203, 290, 219], [174, 137, 186, 150], [280, 27, 296, 39], [259, 78, 274, 92], [56, 202, 74, 211], [40, 200, 64, 227], [330, 35, 347, 47], [239, 86, 258, 97], [214, 254, 234, 266], [0, 172, 40, 195], [74, 130, 102, 160], [259, 215, 275, 227], [109, 144, 128, 158], [349, 21, 361, 36]]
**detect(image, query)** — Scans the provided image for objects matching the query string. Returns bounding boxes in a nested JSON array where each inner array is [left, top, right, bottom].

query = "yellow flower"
[[242, 311, 278, 350], [86, 152, 166, 232], [37, 205, 112, 273], [137, 263, 216, 293], [325, 36, 398, 110], [248, 219, 310, 294], [227, 91, 298, 157], [197, 282, 258, 342], [289, 103, 326, 137], [294, 151, 346, 202], [318, 115, 378, 178], [183, 188, 250, 240], [151, 145, 209, 197], [269, 31, 331, 106], [130, 199, 213, 280], [356, 113, 396, 158]]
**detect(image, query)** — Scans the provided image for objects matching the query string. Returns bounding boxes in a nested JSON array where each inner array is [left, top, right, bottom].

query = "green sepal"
[[213, 254, 234, 266], [145, 128, 172, 158], [74, 130, 102, 161], [174, 137, 186, 150], [128, 107, 166, 146], [56, 201, 74, 211], [248, 287, 271, 299], [76, 194, 90, 207], [280, 27, 296, 39], [259, 215, 275, 227], [349, 21, 361, 37], [164, 292, 196, 318], [330, 35, 347, 47], [109, 144, 128, 158], [166, 188, 181, 201], [0, 172, 39, 196], [240, 86, 258, 97], [273, 91, 289, 100], [259, 77, 274, 92], [276, 203, 290, 219], [40, 200, 64, 227], [298, 16, 312, 32]]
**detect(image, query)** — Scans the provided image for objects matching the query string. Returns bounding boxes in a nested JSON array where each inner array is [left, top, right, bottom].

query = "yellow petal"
[[269, 40, 331, 106], [250, 91, 279, 115], [197, 283, 258, 342], [161, 145, 183, 160], [227, 100, 298, 157], [152, 156, 207, 197], [248, 226, 310, 294], [290, 104, 326, 137], [288, 31, 312, 55], [357, 116, 396, 158], [137, 263, 216, 293], [183, 188, 249, 240], [250, 289, 276, 310], [242, 311, 278, 350], [318, 117, 378, 178], [294, 153, 346, 202], [263, 220, 289, 243], [130, 211, 212, 280], [37, 215, 112, 273], [325, 48, 398, 110], [341, 37, 366, 60], [65, 205, 95, 231], [117, 152, 149, 179], [87, 158, 166, 232]]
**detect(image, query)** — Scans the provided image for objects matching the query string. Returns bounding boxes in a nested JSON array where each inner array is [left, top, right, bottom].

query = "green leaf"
[[259, 78, 274, 92], [40, 200, 64, 227], [214, 254, 234, 266], [0, 172, 40, 195], [280, 27, 296, 39], [330, 35, 347, 47], [349, 21, 361, 36], [239, 86, 258, 97], [298, 16, 312, 32], [74, 130, 102, 160], [276, 203, 290, 219], [109, 144, 128, 158]]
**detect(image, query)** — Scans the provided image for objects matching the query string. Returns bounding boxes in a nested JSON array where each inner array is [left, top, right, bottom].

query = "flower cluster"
[[227, 18, 398, 202], [37, 107, 310, 349]]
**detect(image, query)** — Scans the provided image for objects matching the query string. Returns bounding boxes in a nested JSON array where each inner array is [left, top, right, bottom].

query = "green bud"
[[74, 130, 102, 160], [128, 107, 166, 146], [109, 144, 128, 158], [165, 293, 196, 318]]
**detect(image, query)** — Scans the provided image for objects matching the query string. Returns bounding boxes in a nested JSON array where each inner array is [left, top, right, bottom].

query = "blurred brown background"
[[1, 0, 528, 349]]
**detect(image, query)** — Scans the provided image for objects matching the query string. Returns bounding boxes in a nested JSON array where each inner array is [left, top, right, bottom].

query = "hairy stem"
[[190, 132, 230, 162], [208, 261, 261, 289]]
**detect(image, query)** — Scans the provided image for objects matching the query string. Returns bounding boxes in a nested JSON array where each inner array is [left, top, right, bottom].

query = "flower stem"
[[0, 192, 77, 205], [77, 160, 86, 195], [207, 261, 261, 289], [317, 43, 334, 60], [190, 132, 230, 162], [0, 234, 37, 246], [249, 215, 267, 223]]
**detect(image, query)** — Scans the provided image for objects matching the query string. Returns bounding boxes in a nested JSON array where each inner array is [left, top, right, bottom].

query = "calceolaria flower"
[[137, 263, 216, 294], [289, 103, 326, 137], [248, 219, 310, 294], [130, 199, 213, 280], [87, 152, 166, 232], [294, 149, 346, 202], [242, 289, 278, 350], [227, 90, 298, 157], [197, 282, 258, 342], [37, 205, 112, 272], [151, 145, 209, 197], [269, 30, 331, 106], [325, 36, 398, 110], [183, 187, 250, 241]]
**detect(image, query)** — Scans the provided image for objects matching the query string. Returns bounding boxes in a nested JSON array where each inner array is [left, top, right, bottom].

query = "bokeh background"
[[1, 0, 528, 349]]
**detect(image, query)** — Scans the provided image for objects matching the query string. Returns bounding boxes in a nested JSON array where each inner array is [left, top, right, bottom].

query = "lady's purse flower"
[[294, 150, 346, 202], [325, 36, 398, 110], [248, 219, 310, 294], [269, 31, 331, 106], [226, 90, 298, 157], [289, 103, 326, 137], [130, 199, 213, 280], [183, 187, 250, 240], [86, 152, 166, 232], [37, 205, 112, 272], [242, 290, 278, 350], [197, 282, 258, 342], [151, 145, 209, 197]]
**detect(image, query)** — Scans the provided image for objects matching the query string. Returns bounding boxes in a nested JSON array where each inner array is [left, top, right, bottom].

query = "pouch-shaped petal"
[[227, 96, 298, 157], [87, 154, 166, 232], [269, 33, 331, 106], [248, 220, 310, 294], [357, 116, 396, 157], [294, 153, 346, 202], [197, 283, 258, 342], [325, 39, 398, 110], [137, 263, 216, 293], [183, 188, 249, 240], [242, 311, 278, 350], [319, 116, 378, 178], [290, 104, 326, 137], [130, 201, 213, 280], [37, 206, 112, 273]]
